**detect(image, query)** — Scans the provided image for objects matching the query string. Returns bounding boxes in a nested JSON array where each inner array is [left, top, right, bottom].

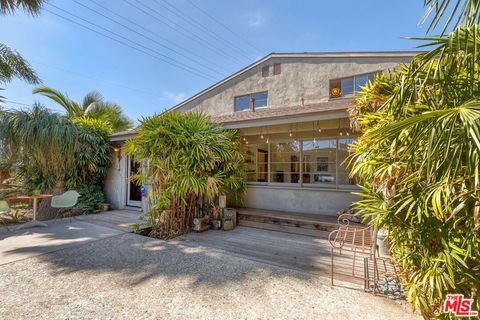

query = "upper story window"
[[329, 72, 376, 98], [234, 91, 268, 112], [273, 63, 281, 75], [262, 65, 269, 77]]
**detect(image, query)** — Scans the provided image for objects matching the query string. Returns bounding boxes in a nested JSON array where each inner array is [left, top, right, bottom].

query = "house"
[[104, 51, 418, 216]]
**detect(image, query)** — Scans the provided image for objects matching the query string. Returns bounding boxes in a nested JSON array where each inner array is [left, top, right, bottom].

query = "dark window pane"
[[262, 65, 269, 77], [235, 95, 251, 111], [355, 74, 370, 93], [273, 63, 281, 75], [253, 92, 268, 107], [341, 77, 354, 96]]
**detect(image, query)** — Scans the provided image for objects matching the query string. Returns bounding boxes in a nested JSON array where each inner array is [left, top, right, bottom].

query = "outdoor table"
[[13, 194, 53, 230]]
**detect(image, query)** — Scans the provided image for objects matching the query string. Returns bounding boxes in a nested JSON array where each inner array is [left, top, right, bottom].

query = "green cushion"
[[0, 200, 10, 214], [51, 190, 81, 208]]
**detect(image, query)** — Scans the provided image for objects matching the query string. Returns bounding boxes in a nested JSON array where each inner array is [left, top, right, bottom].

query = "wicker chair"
[[328, 214, 377, 289]]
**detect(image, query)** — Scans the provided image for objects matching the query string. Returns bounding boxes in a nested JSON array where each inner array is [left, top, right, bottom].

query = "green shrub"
[[77, 185, 104, 214]]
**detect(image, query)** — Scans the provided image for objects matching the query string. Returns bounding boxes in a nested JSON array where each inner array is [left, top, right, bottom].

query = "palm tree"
[[0, 43, 40, 86], [349, 23, 480, 320], [0, 104, 80, 217], [126, 112, 246, 238], [0, 0, 44, 102], [33, 86, 133, 132], [0, 0, 45, 16]]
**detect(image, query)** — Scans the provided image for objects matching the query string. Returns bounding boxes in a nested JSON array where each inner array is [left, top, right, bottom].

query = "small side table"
[[13, 194, 53, 230]]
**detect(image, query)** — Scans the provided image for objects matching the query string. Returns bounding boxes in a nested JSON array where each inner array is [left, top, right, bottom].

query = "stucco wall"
[[176, 56, 412, 117], [239, 185, 361, 215], [103, 149, 127, 210]]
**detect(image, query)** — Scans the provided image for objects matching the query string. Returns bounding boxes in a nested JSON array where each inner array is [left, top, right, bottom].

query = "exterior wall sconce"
[[113, 145, 122, 170]]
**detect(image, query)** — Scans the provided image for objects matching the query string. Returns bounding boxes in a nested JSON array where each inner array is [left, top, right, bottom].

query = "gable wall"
[[175, 56, 412, 116]]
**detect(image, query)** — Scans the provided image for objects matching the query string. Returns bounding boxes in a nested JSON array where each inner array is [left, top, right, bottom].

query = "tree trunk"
[[37, 180, 64, 220]]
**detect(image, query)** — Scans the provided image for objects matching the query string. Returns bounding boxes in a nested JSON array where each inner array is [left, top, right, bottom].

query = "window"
[[303, 139, 337, 186], [242, 143, 269, 182], [337, 138, 357, 187], [262, 65, 269, 77], [240, 136, 357, 189], [270, 141, 301, 183], [330, 72, 376, 98], [273, 63, 281, 75], [234, 91, 268, 112]]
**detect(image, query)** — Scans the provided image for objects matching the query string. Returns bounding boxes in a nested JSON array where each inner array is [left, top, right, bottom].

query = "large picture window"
[[241, 137, 356, 189]]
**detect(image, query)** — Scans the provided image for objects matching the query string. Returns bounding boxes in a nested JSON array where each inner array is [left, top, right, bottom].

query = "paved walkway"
[[0, 210, 420, 319]]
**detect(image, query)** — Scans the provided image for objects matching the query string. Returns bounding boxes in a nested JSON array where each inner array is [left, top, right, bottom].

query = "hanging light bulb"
[[245, 140, 249, 144], [346, 130, 350, 136], [339, 130, 343, 136], [260, 133, 264, 139], [318, 127, 322, 133], [289, 130, 293, 137], [266, 136, 270, 144]]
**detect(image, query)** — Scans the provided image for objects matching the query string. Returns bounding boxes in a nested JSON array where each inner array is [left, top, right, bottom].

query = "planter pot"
[[99, 203, 110, 212], [377, 233, 391, 256], [211, 219, 222, 230]]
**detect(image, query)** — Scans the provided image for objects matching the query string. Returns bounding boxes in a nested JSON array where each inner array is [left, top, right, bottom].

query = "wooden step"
[[237, 208, 341, 238]]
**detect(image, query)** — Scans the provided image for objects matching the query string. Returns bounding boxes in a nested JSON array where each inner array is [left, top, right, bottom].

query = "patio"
[[0, 210, 419, 319]]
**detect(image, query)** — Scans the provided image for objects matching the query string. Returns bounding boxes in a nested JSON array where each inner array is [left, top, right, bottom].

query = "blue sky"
[[1, 0, 428, 123]]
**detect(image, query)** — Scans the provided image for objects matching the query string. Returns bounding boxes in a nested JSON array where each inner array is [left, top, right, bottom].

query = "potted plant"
[[377, 229, 391, 256]]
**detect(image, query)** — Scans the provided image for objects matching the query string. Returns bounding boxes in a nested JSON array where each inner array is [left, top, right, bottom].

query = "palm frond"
[[0, 43, 40, 85]]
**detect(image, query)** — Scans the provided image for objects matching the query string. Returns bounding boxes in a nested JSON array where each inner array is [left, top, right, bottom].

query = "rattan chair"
[[328, 214, 377, 289]]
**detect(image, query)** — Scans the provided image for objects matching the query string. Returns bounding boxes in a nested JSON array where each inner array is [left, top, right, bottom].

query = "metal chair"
[[328, 214, 377, 290], [51, 190, 81, 208]]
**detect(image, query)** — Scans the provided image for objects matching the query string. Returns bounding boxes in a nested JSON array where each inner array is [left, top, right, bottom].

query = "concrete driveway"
[[0, 211, 420, 320]]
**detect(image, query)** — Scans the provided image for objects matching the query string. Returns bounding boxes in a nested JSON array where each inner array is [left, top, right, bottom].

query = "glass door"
[[127, 157, 142, 207]]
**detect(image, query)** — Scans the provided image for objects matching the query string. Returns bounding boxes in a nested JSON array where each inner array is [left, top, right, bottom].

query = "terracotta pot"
[[99, 203, 110, 212]]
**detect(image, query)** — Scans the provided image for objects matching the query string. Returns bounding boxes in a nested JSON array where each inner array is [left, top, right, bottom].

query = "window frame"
[[234, 91, 269, 112], [262, 65, 270, 77], [329, 71, 380, 99], [273, 63, 281, 75]]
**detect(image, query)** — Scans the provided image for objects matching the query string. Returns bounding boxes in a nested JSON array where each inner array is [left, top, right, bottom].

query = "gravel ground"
[[0, 232, 420, 320]]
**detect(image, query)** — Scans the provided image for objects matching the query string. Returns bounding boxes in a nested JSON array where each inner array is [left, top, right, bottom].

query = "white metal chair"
[[51, 190, 81, 209]]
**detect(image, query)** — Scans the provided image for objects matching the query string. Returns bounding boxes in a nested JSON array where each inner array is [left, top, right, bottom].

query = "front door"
[[127, 157, 142, 207]]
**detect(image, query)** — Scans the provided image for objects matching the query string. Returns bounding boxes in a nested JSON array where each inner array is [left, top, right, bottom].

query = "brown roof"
[[213, 99, 354, 124]]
